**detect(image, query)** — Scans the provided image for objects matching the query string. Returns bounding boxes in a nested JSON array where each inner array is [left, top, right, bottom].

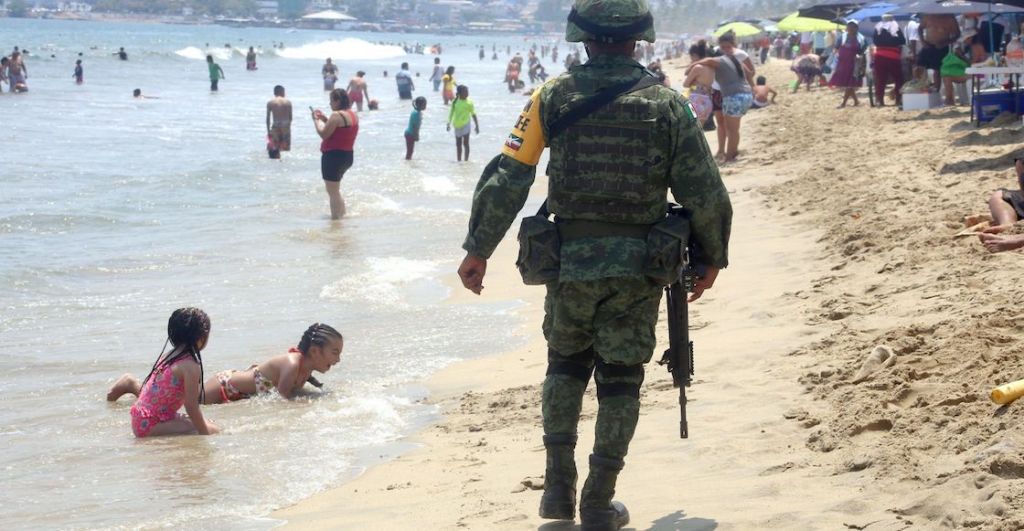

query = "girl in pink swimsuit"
[[109, 323, 344, 407], [126, 308, 219, 438]]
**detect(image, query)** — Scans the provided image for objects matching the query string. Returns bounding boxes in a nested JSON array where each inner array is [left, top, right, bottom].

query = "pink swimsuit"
[[130, 357, 189, 437]]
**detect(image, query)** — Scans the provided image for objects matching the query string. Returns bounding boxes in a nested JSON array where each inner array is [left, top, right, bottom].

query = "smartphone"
[[309, 106, 315, 112]]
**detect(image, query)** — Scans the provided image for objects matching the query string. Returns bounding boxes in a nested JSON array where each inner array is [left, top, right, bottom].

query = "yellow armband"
[[501, 88, 546, 166]]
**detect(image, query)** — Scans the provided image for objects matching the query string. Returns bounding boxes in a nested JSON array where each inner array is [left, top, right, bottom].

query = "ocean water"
[[0, 18, 570, 530]]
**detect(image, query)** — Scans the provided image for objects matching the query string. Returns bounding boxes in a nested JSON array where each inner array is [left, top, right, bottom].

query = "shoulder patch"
[[501, 86, 547, 166], [683, 101, 697, 121]]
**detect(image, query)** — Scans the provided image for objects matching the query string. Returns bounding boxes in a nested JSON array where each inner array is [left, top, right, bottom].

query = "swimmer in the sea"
[[266, 84, 292, 159], [346, 71, 370, 112]]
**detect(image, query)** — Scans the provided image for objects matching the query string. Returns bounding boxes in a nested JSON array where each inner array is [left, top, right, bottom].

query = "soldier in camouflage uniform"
[[457, 0, 732, 529]]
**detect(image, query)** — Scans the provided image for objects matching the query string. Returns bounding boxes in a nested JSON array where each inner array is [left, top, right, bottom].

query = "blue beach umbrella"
[[846, 2, 912, 21]]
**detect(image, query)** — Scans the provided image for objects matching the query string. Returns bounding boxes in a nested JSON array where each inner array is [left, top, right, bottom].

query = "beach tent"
[[777, 12, 846, 32], [713, 22, 763, 38], [302, 9, 357, 21]]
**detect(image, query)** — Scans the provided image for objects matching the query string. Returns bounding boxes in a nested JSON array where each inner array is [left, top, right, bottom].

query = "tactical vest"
[[546, 83, 670, 225]]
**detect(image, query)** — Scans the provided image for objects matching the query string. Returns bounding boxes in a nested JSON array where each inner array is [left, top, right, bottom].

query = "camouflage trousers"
[[541, 277, 662, 487]]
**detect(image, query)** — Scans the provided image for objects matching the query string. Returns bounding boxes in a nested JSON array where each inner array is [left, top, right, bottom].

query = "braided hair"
[[140, 308, 211, 401], [297, 323, 343, 389]]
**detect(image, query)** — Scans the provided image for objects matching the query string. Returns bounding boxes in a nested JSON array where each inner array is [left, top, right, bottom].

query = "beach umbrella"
[[713, 22, 763, 38], [798, 1, 871, 21], [892, 1, 1023, 55], [845, 2, 912, 21], [969, 0, 1024, 6], [776, 12, 846, 32], [890, 1, 1021, 14]]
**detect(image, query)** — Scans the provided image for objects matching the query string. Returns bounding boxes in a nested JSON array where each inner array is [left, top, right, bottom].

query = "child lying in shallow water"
[[109, 323, 344, 406]]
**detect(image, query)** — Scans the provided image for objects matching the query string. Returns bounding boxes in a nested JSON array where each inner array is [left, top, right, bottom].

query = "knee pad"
[[547, 347, 595, 384], [594, 361, 643, 401]]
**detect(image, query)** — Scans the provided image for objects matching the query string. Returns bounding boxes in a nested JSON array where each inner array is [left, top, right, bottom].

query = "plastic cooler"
[[974, 91, 1015, 123]]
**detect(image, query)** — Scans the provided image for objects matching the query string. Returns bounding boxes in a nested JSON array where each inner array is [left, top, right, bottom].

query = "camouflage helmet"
[[565, 0, 656, 44]]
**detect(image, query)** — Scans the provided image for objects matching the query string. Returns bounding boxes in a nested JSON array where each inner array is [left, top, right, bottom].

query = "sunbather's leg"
[[988, 191, 1019, 228]]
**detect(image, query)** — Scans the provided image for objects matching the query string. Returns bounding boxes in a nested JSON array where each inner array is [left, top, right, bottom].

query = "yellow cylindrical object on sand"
[[991, 379, 1024, 405]]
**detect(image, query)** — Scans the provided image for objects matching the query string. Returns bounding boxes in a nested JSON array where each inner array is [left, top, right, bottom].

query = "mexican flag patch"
[[684, 101, 697, 121], [504, 134, 524, 152]]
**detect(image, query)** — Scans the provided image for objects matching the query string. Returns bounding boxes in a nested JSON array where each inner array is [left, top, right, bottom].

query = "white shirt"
[[905, 20, 920, 42]]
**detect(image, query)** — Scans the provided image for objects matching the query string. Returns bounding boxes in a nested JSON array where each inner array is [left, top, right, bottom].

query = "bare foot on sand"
[[979, 232, 1024, 253], [107, 373, 140, 402]]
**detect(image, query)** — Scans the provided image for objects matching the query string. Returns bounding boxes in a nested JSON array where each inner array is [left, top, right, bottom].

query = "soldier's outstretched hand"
[[688, 266, 720, 303], [458, 253, 487, 295]]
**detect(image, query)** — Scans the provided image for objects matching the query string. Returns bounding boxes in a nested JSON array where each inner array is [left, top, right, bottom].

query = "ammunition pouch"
[[516, 204, 560, 285], [643, 214, 691, 286]]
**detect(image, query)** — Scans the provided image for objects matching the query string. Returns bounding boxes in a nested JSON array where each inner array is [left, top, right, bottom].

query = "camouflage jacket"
[[462, 54, 732, 280]]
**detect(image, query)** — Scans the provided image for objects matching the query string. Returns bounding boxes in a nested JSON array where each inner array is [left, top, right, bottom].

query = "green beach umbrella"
[[713, 22, 763, 38], [776, 12, 845, 32]]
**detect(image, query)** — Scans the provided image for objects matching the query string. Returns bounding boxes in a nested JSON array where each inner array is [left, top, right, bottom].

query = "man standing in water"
[[396, 62, 414, 100], [206, 55, 225, 92], [346, 71, 370, 112], [8, 51, 27, 92], [246, 46, 258, 70], [266, 85, 292, 159], [322, 58, 339, 91], [429, 57, 443, 91], [457, 0, 732, 529]]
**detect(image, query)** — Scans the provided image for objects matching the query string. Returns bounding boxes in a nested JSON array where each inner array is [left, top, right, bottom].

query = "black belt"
[[556, 218, 651, 241]]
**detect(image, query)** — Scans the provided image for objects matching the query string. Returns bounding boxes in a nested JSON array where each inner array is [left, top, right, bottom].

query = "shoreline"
[[271, 59, 864, 529]]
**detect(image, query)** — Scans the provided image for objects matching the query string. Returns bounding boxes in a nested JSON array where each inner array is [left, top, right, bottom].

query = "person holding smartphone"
[[312, 89, 358, 220]]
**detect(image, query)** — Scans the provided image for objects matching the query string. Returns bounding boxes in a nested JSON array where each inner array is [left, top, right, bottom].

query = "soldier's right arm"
[[462, 87, 548, 259], [666, 96, 732, 269]]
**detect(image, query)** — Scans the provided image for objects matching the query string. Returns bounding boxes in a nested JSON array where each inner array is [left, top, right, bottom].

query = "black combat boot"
[[580, 454, 630, 531], [539, 433, 577, 520]]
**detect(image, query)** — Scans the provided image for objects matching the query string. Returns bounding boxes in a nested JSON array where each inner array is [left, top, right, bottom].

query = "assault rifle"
[[658, 205, 702, 439]]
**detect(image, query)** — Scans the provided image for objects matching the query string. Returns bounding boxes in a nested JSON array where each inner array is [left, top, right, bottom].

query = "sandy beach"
[[274, 58, 1024, 530]]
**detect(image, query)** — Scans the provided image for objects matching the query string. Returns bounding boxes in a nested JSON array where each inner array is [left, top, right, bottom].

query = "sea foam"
[[274, 38, 406, 61]]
